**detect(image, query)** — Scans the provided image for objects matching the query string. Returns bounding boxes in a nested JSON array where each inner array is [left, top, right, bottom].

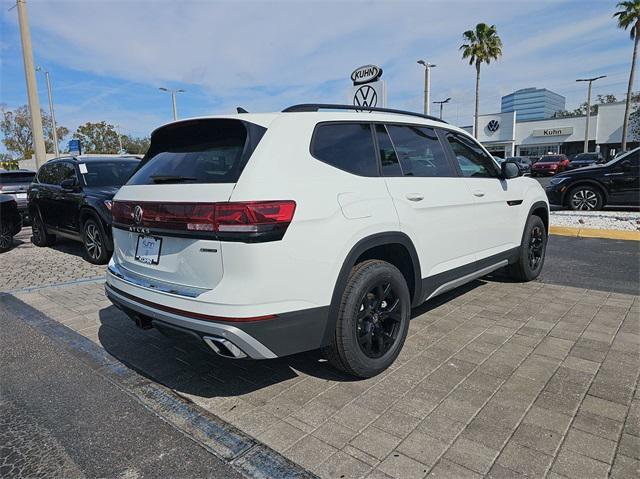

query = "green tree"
[[73, 121, 121, 154], [0, 105, 69, 160], [614, 0, 640, 151], [460, 23, 503, 138], [552, 94, 620, 119], [121, 135, 150, 155]]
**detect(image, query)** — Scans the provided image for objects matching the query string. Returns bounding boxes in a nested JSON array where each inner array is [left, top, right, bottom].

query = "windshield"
[[80, 161, 139, 187], [572, 154, 596, 161], [540, 156, 564, 162], [603, 147, 639, 167]]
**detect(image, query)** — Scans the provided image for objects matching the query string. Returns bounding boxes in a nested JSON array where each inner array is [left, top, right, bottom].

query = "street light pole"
[[159, 87, 185, 121], [433, 97, 451, 120], [36, 67, 59, 157], [16, 0, 47, 168], [576, 76, 606, 153], [417, 60, 436, 116]]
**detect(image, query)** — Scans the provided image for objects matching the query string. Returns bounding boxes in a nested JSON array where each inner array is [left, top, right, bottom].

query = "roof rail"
[[282, 103, 447, 123]]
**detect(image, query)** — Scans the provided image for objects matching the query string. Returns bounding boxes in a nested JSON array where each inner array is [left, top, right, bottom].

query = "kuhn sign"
[[351, 65, 383, 85], [533, 127, 573, 137]]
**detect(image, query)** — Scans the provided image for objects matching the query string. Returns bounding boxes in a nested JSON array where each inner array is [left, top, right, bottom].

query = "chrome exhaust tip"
[[203, 336, 247, 359]]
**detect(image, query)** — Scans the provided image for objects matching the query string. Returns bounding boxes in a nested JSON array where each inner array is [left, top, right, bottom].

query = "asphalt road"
[[539, 235, 640, 295], [0, 307, 242, 479]]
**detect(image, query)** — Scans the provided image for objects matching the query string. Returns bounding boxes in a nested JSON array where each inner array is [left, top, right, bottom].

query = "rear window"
[[0, 172, 36, 185], [311, 123, 377, 176], [128, 119, 265, 185], [542, 156, 564, 162]]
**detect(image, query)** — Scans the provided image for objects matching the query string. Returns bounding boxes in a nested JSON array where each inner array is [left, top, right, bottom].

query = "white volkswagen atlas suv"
[[105, 104, 549, 378]]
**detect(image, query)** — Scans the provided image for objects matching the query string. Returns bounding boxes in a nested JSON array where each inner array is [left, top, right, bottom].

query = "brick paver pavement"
[[0, 228, 105, 293], [9, 277, 639, 479]]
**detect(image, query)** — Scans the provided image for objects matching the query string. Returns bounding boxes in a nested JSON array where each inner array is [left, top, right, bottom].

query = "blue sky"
[[0, 0, 637, 152]]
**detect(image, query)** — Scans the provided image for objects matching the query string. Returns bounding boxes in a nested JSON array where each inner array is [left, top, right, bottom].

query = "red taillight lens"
[[112, 200, 296, 242]]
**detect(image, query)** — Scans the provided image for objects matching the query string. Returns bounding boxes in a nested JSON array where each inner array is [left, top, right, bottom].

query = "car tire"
[[0, 220, 14, 252], [31, 215, 56, 247], [322, 259, 411, 378], [82, 217, 111, 264], [509, 215, 547, 282], [567, 185, 603, 211]]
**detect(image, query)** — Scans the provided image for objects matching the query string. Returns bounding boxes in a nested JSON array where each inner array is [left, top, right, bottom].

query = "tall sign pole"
[[16, 0, 47, 168], [576, 75, 606, 153]]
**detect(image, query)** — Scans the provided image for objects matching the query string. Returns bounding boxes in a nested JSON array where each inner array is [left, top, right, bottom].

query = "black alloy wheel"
[[0, 221, 13, 252], [356, 282, 402, 359], [509, 214, 547, 282], [528, 225, 544, 271], [83, 218, 110, 264]]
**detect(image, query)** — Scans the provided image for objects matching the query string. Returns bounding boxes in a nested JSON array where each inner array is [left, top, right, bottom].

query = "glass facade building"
[[501, 88, 566, 121]]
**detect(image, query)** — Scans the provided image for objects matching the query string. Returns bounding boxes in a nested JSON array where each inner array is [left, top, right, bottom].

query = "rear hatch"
[[0, 171, 36, 208], [111, 118, 268, 291]]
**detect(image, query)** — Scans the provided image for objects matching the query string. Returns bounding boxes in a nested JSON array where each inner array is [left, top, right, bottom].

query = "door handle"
[[473, 190, 485, 197], [406, 193, 424, 202]]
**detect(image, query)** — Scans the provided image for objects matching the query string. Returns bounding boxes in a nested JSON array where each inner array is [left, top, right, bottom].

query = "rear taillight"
[[112, 200, 296, 243]]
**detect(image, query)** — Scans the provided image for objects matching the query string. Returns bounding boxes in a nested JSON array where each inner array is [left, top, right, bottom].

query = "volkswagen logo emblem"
[[487, 120, 500, 132], [134, 205, 143, 224], [353, 85, 378, 112]]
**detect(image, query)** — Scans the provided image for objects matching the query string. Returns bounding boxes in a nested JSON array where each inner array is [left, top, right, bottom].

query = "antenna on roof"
[[237, 107, 249, 114]]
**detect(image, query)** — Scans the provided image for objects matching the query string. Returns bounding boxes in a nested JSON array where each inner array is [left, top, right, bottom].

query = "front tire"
[[567, 185, 603, 211], [0, 220, 15, 252], [509, 215, 547, 282], [323, 260, 411, 378], [82, 217, 111, 264]]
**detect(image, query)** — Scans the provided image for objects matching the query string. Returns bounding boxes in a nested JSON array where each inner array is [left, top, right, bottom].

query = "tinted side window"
[[386, 125, 453, 177], [445, 133, 499, 178], [37, 164, 56, 184], [50, 162, 77, 185], [312, 123, 377, 176], [375, 125, 402, 176]]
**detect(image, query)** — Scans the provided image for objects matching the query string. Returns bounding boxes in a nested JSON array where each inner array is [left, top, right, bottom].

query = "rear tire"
[[0, 220, 14, 252], [31, 215, 56, 247], [509, 215, 547, 282], [323, 260, 411, 378], [83, 217, 111, 265]]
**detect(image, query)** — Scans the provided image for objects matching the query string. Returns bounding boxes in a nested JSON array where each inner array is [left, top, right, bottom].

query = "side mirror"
[[501, 160, 520, 179], [60, 178, 78, 190]]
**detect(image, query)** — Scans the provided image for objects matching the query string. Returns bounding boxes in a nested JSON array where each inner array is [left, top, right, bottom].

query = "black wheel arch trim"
[[322, 232, 422, 347]]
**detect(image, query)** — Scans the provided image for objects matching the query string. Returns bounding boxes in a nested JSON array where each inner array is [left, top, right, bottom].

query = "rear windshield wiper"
[[150, 175, 198, 184]]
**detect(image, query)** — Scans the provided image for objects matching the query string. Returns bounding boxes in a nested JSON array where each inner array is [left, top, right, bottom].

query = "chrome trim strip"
[[426, 260, 508, 301], [104, 283, 277, 360], [107, 263, 209, 299]]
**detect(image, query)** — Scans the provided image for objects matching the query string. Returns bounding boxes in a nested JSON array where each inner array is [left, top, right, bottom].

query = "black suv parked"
[[0, 194, 22, 252], [545, 148, 639, 210], [0, 169, 36, 223], [29, 156, 140, 263]]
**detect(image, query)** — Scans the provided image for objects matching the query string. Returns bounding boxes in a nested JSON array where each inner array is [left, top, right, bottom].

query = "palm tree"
[[460, 23, 503, 139], [614, 1, 640, 152]]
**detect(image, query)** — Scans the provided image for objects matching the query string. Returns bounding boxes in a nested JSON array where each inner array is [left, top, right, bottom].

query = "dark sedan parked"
[[505, 156, 531, 174], [0, 169, 36, 223], [29, 155, 141, 264], [567, 152, 605, 170], [545, 148, 639, 210]]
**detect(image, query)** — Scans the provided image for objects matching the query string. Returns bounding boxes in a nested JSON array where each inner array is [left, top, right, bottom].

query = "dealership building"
[[465, 101, 637, 159]]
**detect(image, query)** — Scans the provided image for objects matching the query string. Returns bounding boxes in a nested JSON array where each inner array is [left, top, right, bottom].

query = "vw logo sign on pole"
[[348, 64, 387, 109], [354, 85, 378, 111], [487, 120, 500, 132]]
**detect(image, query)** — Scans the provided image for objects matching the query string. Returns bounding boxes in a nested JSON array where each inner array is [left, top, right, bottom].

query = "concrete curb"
[[0, 294, 316, 479], [549, 226, 640, 242]]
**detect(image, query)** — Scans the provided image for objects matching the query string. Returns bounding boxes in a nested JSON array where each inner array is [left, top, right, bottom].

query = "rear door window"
[[128, 119, 265, 185], [375, 124, 402, 176], [386, 125, 454, 177], [311, 123, 378, 176]]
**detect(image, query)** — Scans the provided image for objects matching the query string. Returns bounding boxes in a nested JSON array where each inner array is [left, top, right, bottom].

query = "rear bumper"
[[104, 274, 331, 360]]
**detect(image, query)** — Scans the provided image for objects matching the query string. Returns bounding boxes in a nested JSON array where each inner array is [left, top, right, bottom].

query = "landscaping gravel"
[[550, 210, 640, 231]]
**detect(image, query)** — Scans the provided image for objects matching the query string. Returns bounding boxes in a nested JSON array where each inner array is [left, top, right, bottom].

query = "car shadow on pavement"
[[95, 280, 484, 400]]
